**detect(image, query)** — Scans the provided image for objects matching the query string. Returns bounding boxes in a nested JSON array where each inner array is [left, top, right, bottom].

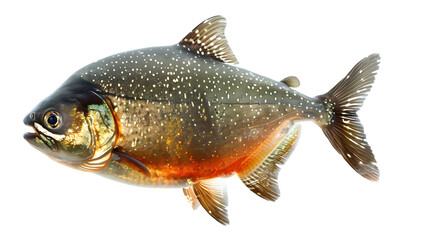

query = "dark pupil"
[[47, 115, 58, 126]]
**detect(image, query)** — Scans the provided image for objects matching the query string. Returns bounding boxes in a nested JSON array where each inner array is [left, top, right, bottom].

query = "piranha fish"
[[24, 16, 380, 225]]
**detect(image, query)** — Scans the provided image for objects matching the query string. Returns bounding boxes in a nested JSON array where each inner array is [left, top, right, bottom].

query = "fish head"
[[24, 89, 117, 172]]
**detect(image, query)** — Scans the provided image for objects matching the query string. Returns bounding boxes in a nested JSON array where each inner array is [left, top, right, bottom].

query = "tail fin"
[[317, 54, 380, 181]]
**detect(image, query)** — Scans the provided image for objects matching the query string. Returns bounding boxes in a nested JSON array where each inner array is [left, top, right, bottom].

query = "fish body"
[[24, 16, 380, 224], [73, 45, 324, 186]]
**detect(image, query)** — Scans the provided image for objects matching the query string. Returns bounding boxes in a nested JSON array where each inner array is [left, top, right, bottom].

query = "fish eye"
[[44, 111, 61, 129]]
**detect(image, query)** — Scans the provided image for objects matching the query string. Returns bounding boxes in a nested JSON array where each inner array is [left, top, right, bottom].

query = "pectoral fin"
[[184, 179, 229, 225], [112, 149, 151, 177]]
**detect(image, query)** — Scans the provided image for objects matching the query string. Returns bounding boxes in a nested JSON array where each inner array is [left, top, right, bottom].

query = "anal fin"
[[183, 179, 229, 225], [239, 124, 301, 201]]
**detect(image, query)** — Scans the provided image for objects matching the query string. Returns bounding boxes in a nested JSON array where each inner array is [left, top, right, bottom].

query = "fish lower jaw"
[[23, 132, 38, 139]]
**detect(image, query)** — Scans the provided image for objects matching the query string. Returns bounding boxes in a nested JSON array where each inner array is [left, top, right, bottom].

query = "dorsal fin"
[[281, 76, 300, 88], [238, 124, 301, 201], [179, 16, 239, 64]]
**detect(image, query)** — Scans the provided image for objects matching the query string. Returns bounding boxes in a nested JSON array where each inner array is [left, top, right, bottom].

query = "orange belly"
[[112, 116, 294, 186]]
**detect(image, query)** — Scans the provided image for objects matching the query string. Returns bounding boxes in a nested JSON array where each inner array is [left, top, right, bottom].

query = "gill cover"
[[75, 91, 117, 171]]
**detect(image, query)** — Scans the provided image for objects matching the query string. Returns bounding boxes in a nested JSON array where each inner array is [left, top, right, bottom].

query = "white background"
[[1, 1, 428, 239]]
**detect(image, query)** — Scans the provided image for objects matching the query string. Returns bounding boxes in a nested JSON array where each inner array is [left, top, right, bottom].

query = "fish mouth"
[[23, 123, 39, 140], [23, 125, 58, 152], [23, 125, 42, 144]]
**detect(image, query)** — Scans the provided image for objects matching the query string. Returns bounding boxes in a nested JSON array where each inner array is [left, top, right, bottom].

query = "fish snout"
[[23, 112, 36, 126]]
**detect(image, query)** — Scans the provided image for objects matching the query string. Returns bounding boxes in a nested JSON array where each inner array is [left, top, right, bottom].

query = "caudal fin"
[[317, 54, 380, 181]]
